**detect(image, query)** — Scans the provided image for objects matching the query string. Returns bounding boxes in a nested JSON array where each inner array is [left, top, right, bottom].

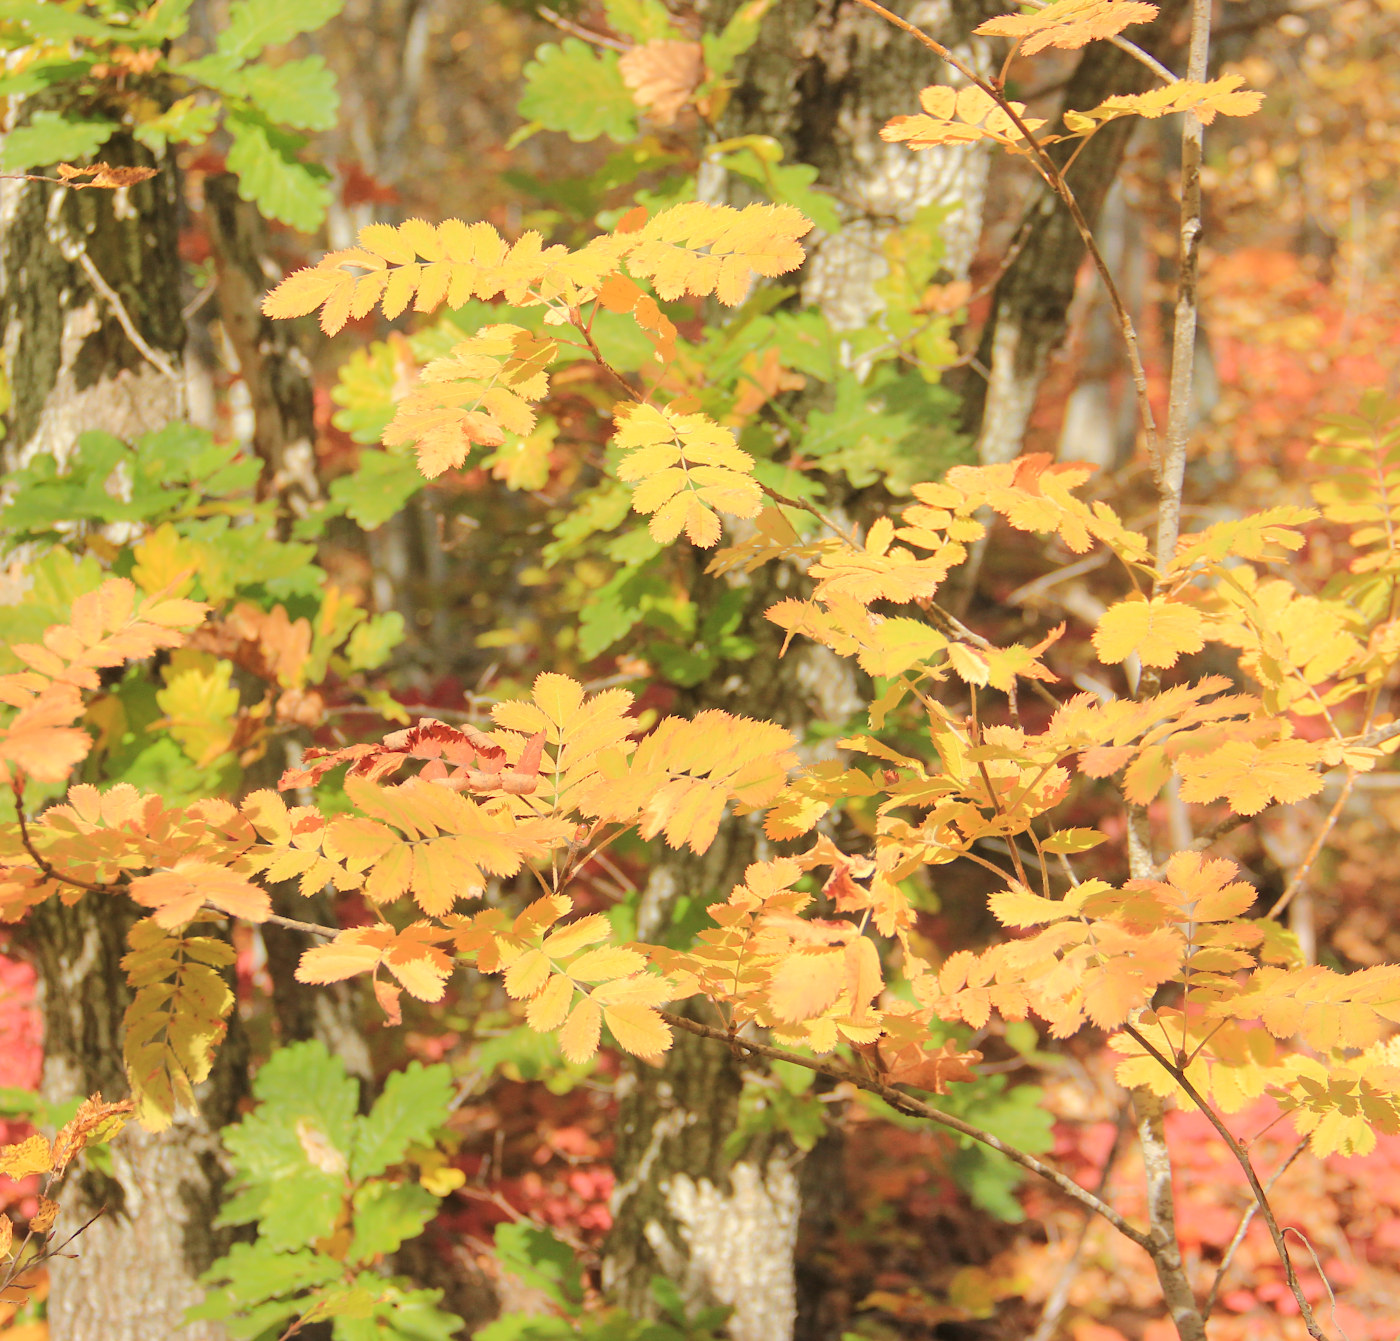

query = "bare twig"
[[536, 5, 631, 51], [846, 0, 1162, 468], [1030, 1102, 1132, 1341], [1124, 1025, 1329, 1338], [73, 249, 181, 383], [1268, 774, 1354, 923], [1204, 1138, 1309, 1320], [1154, 0, 1211, 572], [1134, 1088, 1209, 1339]]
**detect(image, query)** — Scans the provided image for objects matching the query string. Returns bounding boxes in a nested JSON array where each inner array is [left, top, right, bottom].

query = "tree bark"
[[2, 136, 243, 1341], [956, 1, 1189, 463], [605, 5, 993, 1337]]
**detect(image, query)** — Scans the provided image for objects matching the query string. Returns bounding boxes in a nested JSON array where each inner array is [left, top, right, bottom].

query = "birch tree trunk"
[[1, 135, 243, 1341], [604, 6, 993, 1337]]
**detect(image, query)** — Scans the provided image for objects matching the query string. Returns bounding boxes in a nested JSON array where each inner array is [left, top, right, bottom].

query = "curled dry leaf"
[[619, 40, 705, 125]]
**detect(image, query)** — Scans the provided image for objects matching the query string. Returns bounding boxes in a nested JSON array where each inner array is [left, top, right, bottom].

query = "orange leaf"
[[129, 860, 270, 928], [976, 0, 1159, 55]]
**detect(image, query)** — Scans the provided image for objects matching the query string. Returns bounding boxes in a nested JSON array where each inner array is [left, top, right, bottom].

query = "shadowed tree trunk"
[[604, 5, 995, 1337], [955, 0, 1189, 463], [1, 136, 246, 1340]]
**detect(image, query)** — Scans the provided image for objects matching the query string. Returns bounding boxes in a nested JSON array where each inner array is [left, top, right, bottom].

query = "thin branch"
[[536, 5, 631, 51], [1030, 1101, 1132, 1341], [1268, 773, 1353, 923], [661, 1011, 1157, 1252], [1133, 1088, 1208, 1339], [246, 907, 338, 939], [1153, 0, 1211, 572], [1123, 1024, 1329, 1339], [846, 0, 1162, 468], [1204, 1138, 1309, 1320], [74, 249, 181, 383]]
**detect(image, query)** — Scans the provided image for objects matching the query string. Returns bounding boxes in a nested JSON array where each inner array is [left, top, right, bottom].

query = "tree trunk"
[[955, 1, 1189, 463], [1, 136, 243, 1340], [605, 6, 993, 1337]]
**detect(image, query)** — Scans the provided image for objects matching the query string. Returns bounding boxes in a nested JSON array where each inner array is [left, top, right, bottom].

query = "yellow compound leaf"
[[615, 402, 762, 547], [989, 881, 1089, 929], [526, 973, 575, 1032], [261, 264, 359, 331], [383, 325, 556, 480], [154, 653, 241, 767], [295, 923, 453, 1002], [1093, 596, 1206, 668], [504, 947, 552, 999], [542, 914, 613, 959], [976, 0, 1159, 54], [568, 945, 647, 982], [881, 84, 1047, 153], [602, 1001, 672, 1060], [559, 996, 603, 1064], [122, 919, 235, 1130], [1077, 74, 1263, 127], [1175, 734, 1329, 815], [1170, 505, 1318, 570], [625, 201, 812, 306], [129, 859, 271, 928], [769, 947, 846, 1022]]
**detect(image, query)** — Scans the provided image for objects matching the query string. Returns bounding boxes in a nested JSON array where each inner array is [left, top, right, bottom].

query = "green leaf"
[[225, 107, 331, 231], [714, 144, 841, 235], [133, 0, 195, 42], [701, 0, 772, 80], [237, 55, 340, 130], [219, 1041, 360, 1250], [518, 40, 638, 144], [0, 57, 95, 99], [352, 1060, 454, 1181], [342, 611, 406, 672], [216, 0, 346, 62], [347, 1181, 439, 1262], [0, 112, 116, 172], [473, 1317, 575, 1341], [493, 1222, 585, 1313], [602, 0, 679, 42], [0, 3, 125, 41], [134, 95, 221, 152], [194, 1242, 342, 1309], [339, 1281, 464, 1341], [328, 450, 425, 530]]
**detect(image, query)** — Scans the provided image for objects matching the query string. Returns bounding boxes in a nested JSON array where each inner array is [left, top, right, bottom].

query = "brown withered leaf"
[[29, 1196, 60, 1235], [51, 1094, 134, 1174], [55, 162, 159, 189], [619, 40, 705, 125]]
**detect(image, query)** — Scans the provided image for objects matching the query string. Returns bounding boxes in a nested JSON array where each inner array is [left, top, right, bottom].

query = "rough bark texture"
[[957, 1, 1189, 463], [1, 138, 242, 1340], [605, 6, 993, 1337], [204, 173, 322, 528], [0, 140, 185, 469], [708, 0, 998, 327]]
